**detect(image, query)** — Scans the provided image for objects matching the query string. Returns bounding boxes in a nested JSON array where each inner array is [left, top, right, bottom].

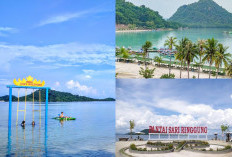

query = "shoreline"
[[116, 29, 153, 33], [0, 100, 115, 103], [116, 62, 228, 79], [116, 28, 175, 33]]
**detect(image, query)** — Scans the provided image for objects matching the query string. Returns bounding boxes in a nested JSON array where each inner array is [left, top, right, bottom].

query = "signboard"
[[13, 76, 45, 87], [149, 126, 208, 134]]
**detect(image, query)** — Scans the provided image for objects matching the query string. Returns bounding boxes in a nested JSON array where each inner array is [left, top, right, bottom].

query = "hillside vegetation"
[[0, 89, 115, 102], [116, 0, 183, 29], [169, 0, 232, 28]]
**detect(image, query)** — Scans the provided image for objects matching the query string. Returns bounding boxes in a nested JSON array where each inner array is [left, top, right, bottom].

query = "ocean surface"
[[116, 28, 232, 60], [0, 101, 115, 157]]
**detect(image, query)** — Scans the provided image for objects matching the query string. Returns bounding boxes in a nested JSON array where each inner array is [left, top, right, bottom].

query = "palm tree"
[[175, 38, 189, 78], [203, 38, 218, 79], [129, 120, 135, 139], [221, 124, 229, 140], [142, 41, 152, 67], [119, 47, 129, 62], [184, 41, 198, 79], [214, 44, 230, 79], [164, 37, 177, 75], [197, 40, 206, 79], [154, 56, 163, 67], [226, 62, 232, 78]]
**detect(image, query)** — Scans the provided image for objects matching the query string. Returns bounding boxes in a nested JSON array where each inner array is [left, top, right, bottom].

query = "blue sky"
[[0, 0, 115, 98], [116, 79, 232, 134]]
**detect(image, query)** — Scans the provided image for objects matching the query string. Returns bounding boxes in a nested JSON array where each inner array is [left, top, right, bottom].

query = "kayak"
[[52, 117, 76, 120]]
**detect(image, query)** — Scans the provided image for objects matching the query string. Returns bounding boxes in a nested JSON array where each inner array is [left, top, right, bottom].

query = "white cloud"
[[66, 80, 97, 94], [155, 99, 213, 117], [85, 75, 92, 79], [116, 99, 232, 134], [0, 27, 18, 36], [0, 79, 11, 86], [55, 81, 60, 86], [82, 69, 115, 75], [38, 11, 89, 26], [0, 42, 114, 71], [38, 8, 110, 26], [83, 69, 95, 74]]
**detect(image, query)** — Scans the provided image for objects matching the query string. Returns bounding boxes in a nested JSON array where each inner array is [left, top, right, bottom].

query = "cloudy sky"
[[116, 79, 232, 134], [126, 0, 232, 19], [0, 0, 115, 98]]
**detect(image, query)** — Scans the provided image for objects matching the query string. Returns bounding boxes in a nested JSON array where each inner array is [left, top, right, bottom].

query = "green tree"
[[221, 124, 229, 140], [129, 120, 135, 139], [203, 38, 218, 79], [160, 73, 175, 79], [214, 44, 230, 79], [164, 36, 177, 76], [226, 62, 232, 78], [197, 39, 206, 79], [119, 47, 129, 62], [154, 56, 163, 67], [128, 24, 136, 30], [175, 38, 189, 78], [146, 21, 155, 29], [139, 67, 155, 79], [184, 41, 198, 79], [142, 41, 152, 67]]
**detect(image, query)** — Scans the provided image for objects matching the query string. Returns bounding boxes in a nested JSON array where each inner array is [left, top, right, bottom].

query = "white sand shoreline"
[[116, 62, 229, 79], [116, 29, 153, 33]]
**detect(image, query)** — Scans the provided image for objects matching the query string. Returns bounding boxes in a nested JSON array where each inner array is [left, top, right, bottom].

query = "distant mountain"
[[116, 0, 183, 29], [140, 129, 149, 135], [0, 89, 115, 102], [169, 0, 232, 28], [125, 129, 161, 135]]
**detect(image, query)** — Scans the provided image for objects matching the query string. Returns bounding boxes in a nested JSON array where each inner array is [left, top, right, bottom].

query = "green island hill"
[[116, 0, 183, 30], [169, 0, 232, 28], [0, 89, 115, 102]]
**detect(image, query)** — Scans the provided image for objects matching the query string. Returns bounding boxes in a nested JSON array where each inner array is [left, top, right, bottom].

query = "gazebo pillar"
[[8, 87, 12, 128], [45, 88, 49, 126], [8, 87, 12, 155]]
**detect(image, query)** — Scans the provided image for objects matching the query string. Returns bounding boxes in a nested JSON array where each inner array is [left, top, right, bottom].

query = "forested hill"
[[169, 0, 232, 28], [0, 90, 115, 102], [116, 0, 183, 29]]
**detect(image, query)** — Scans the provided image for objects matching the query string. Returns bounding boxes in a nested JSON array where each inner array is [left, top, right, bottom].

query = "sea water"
[[116, 28, 232, 55], [0, 101, 115, 157]]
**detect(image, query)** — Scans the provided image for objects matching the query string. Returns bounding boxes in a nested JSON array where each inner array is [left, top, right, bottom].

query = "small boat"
[[52, 117, 76, 120]]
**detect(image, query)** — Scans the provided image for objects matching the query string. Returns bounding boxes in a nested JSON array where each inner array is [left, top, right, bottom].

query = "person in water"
[[21, 120, 25, 127], [59, 112, 70, 118], [32, 121, 35, 126]]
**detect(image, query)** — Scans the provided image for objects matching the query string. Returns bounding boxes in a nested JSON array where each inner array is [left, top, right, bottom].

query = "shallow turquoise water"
[[116, 28, 232, 54], [0, 101, 115, 156]]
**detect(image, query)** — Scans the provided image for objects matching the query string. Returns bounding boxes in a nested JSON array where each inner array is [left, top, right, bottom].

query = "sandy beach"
[[116, 141, 232, 157], [116, 29, 153, 33], [116, 62, 228, 79]]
